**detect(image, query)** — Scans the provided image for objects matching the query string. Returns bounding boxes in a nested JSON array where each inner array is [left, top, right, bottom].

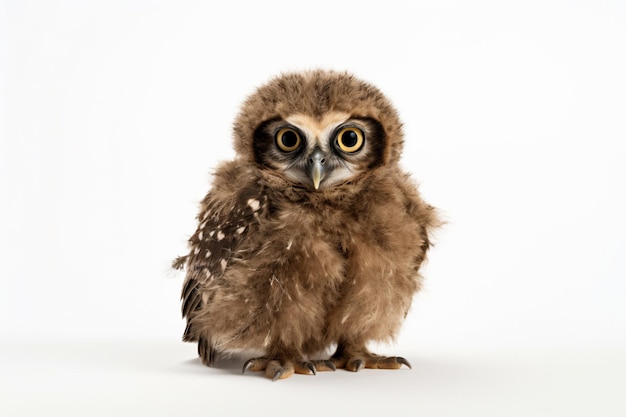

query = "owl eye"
[[336, 127, 364, 153], [275, 128, 302, 152]]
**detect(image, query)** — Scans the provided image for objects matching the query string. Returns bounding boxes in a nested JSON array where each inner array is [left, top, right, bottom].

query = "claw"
[[354, 359, 365, 372], [397, 357, 412, 369], [306, 362, 317, 375], [324, 360, 337, 371], [242, 359, 255, 374], [272, 369, 283, 381]]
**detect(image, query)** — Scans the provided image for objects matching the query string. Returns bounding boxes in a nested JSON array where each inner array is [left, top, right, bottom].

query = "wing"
[[396, 172, 440, 266], [174, 180, 266, 343]]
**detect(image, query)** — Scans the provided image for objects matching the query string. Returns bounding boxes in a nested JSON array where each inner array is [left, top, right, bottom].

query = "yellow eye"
[[336, 127, 364, 153], [275, 128, 301, 152]]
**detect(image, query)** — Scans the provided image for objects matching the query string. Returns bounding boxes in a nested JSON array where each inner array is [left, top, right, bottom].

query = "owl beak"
[[308, 149, 326, 190]]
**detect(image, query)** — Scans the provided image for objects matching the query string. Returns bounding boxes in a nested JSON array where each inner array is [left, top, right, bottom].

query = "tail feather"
[[198, 337, 216, 367]]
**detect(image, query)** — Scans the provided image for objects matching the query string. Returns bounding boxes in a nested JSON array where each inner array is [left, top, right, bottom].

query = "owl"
[[173, 70, 438, 380]]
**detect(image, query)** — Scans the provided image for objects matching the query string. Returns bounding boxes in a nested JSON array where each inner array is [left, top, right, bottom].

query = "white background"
[[1, 0, 625, 416]]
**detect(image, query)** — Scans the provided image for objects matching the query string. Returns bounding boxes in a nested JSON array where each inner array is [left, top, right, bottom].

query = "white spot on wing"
[[286, 240, 293, 250], [217, 231, 225, 241], [220, 259, 227, 270], [194, 247, 200, 255], [198, 231, 203, 240], [205, 250, 211, 258], [209, 230, 215, 237], [236, 226, 246, 234], [247, 199, 260, 211]]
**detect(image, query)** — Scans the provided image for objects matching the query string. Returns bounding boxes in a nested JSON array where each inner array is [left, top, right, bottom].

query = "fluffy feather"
[[175, 70, 439, 379]]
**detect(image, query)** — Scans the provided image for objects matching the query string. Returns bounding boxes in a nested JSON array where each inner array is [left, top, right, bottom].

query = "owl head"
[[233, 70, 404, 192]]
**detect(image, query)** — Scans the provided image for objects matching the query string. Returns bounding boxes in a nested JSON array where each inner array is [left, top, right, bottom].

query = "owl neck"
[[257, 169, 383, 207]]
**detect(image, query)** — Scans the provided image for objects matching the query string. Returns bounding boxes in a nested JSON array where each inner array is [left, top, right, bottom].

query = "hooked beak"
[[308, 149, 326, 190]]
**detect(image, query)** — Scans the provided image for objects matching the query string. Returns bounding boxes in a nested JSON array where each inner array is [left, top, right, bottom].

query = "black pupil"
[[341, 130, 358, 148], [281, 131, 298, 148]]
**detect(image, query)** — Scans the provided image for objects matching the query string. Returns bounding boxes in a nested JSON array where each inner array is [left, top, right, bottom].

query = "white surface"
[[1, 341, 624, 417], [1, 0, 625, 415]]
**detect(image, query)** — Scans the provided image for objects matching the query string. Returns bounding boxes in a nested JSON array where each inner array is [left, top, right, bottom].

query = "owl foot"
[[242, 357, 335, 380], [331, 349, 411, 372]]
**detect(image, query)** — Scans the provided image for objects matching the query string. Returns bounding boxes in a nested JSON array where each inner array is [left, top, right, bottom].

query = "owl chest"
[[235, 200, 417, 323], [260, 203, 389, 287]]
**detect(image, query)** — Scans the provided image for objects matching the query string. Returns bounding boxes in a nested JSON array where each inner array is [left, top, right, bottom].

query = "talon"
[[397, 357, 412, 369], [272, 369, 283, 381], [306, 362, 317, 375], [242, 359, 254, 374], [324, 360, 336, 371], [354, 359, 364, 372]]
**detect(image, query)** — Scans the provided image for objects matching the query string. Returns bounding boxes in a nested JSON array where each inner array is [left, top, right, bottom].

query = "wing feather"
[[177, 184, 266, 341]]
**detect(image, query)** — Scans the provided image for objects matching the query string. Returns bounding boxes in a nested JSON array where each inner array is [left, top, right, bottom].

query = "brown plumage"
[[174, 70, 439, 380]]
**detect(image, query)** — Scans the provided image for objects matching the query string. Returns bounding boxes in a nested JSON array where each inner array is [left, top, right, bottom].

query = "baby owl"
[[174, 70, 438, 380]]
